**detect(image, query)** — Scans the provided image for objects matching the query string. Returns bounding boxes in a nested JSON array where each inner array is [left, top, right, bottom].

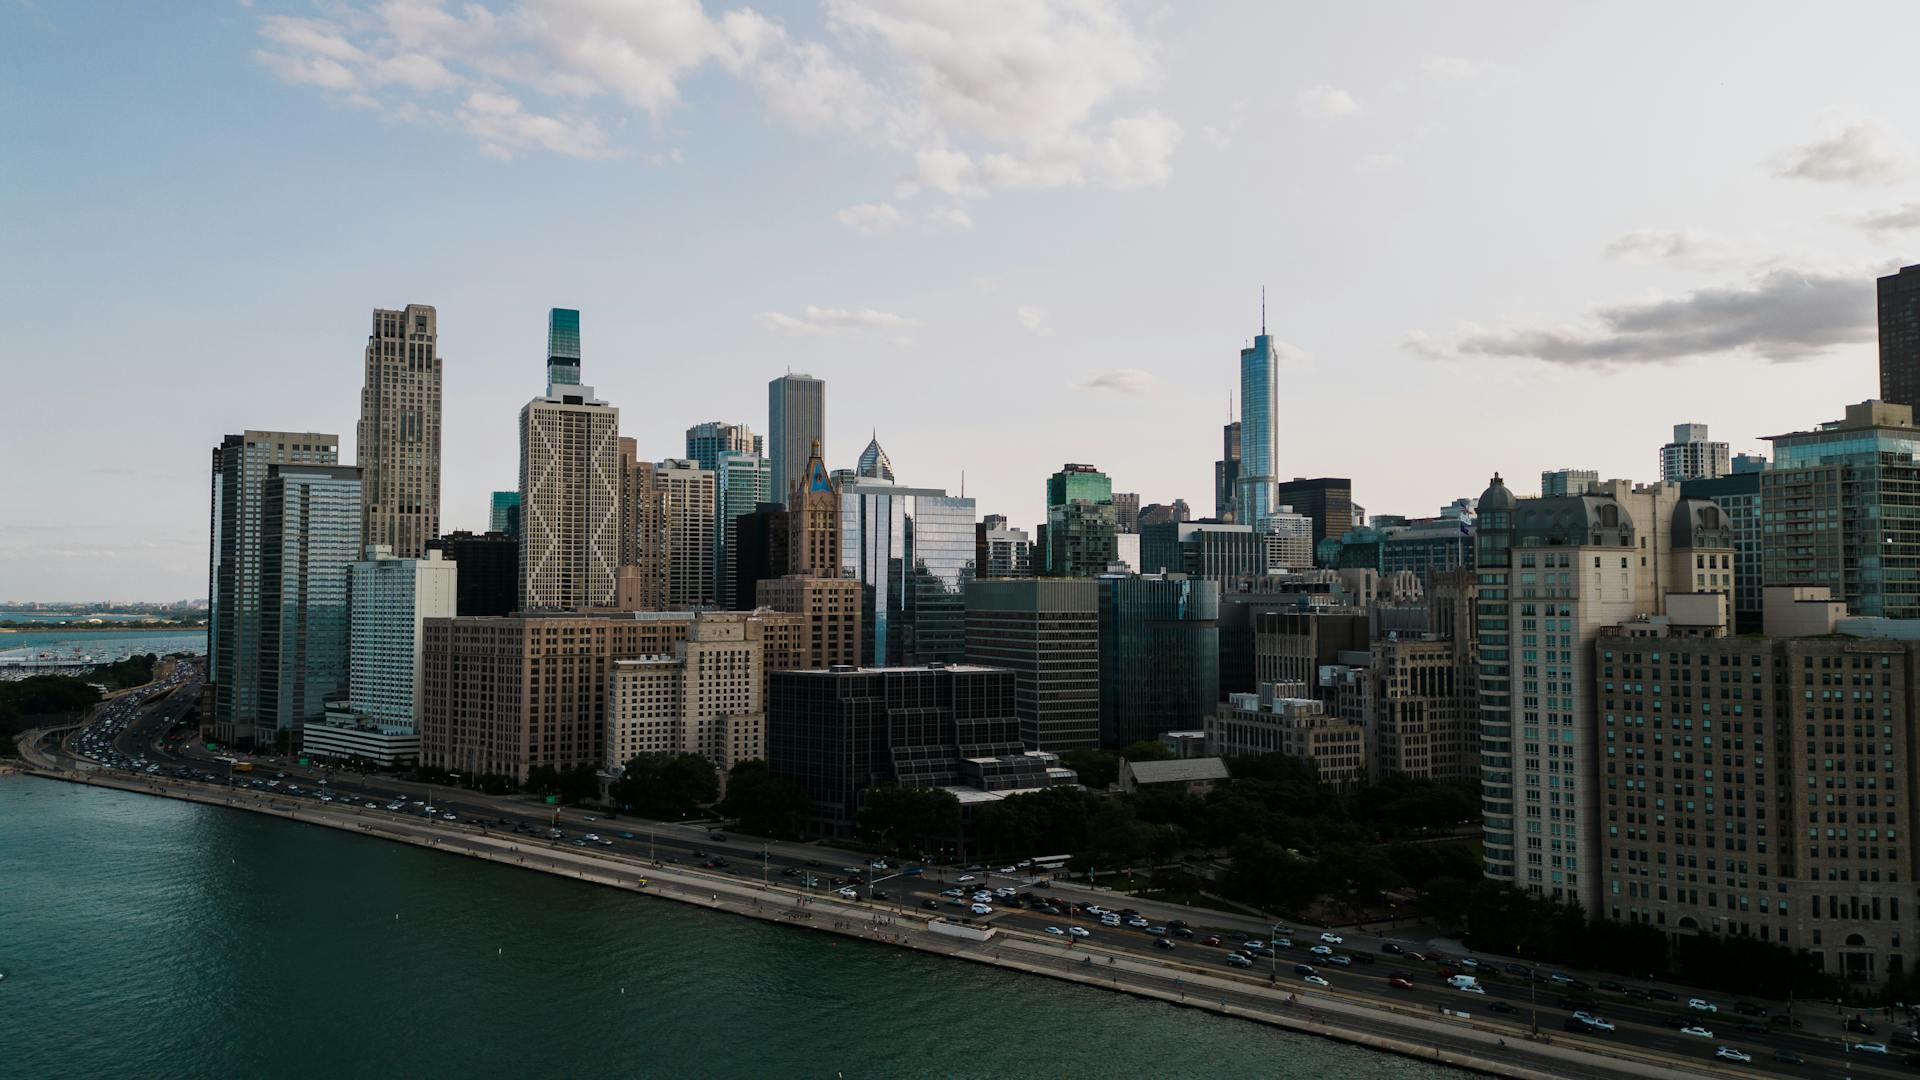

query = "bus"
[[1029, 855, 1072, 873]]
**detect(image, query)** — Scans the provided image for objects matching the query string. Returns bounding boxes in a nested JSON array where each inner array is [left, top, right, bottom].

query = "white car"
[[957, 875, 976, 883], [1309, 945, 1333, 956], [1572, 1012, 1613, 1031], [1455, 983, 1486, 995], [1319, 932, 1344, 945], [837, 887, 858, 899], [1687, 998, 1717, 1012], [1714, 1048, 1751, 1064], [1068, 927, 1090, 938], [1044, 926, 1066, 936], [1302, 974, 1330, 987], [1853, 1042, 1890, 1055], [1679, 1026, 1714, 1038], [970, 903, 994, 916], [998, 866, 1016, 873], [870, 861, 889, 870]]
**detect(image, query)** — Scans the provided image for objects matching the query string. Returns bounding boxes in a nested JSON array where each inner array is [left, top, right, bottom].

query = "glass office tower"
[[259, 463, 361, 742], [1236, 333, 1279, 528], [1096, 572, 1220, 747], [546, 308, 581, 390], [840, 479, 977, 665]]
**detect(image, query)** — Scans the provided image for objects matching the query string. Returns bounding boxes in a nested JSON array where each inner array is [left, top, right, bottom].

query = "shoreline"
[[7, 764, 1728, 1080]]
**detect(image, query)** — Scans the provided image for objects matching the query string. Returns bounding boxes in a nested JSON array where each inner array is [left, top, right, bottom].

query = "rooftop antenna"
[[1261, 286, 1267, 335]]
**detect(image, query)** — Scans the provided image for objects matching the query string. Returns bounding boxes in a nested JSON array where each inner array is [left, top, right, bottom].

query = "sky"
[[4, 1, 1919, 602]]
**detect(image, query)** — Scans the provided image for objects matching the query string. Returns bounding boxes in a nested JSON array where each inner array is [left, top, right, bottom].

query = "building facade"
[[208, 431, 340, 745], [684, 421, 761, 471], [1236, 332, 1279, 528], [606, 615, 772, 773], [426, 530, 518, 617], [1098, 573, 1221, 747], [1540, 469, 1599, 497], [1216, 421, 1241, 522], [348, 545, 457, 728], [714, 451, 770, 607], [1274, 477, 1355, 550], [1209, 685, 1367, 788], [1369, 636, 1474, 782], [546, 307, 580, 389], [259, 463, 362, 743], [841, 478, 978, 666], [976, 515, 1034, 578], [1660, 423, 1731, 483], [1880, 264, 1920, 408], [856, 433, 894, 481], [356, 304, 441, 558], [489, 490, 521, 539], [964, 578, 1100, 752], [756, 575, 862, 670], [1044, 463, 1117, 577], [769, 373, 825, 508], [519, 381, 620, 610], [1681, 471, 1763, 633], [656, 459, 716, 609]]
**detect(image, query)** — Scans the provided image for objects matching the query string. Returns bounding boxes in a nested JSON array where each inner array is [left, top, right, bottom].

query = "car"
[[1853, 1042, 1889, 1055], [1068, 927, 1090, 938], [870, 889, 888, 900], [1293, 963, 1317, 976], [1389, 976, 1414, 990], [1489, 1001, 1519, 1016], [1660, 1016, 1694, 1031], [1167, 919, 1188, 930], [1202, 936, 1222, 947], [1597, 980, 1623, 993], [1044, 926, 1066, 936], [1847, 1017, 1877, 1034], [1771, 1050, 1805, 1066], [904, 866, 925, 876], [921, 899, 941, 910], [942, 888, 963, 897], [870, 861, 889, 870], [1650, 989, 1679, 1002], [1459, 958, 1481, 969], [1456, 983, 1486, 995], [1732, 1001, 1765, 1017], [1326, 955, 1353, 968], [584, 834, 600, 841], [998, 866, 1017, 874], [1572, 1012, 1614, 1031], [442, 813, 456, 821], [1679, 1026, 1714, 1039], [957, 875, 976, 883], [1310, 945, 1333, 956], [1146, 926, 1167, 936], [970, 903, 993, 915], [1622, 988, 1651, 1000], [837, 887, 859, 899], [1226, 953, 1253, 968], [1272, 937, 1293, 950], [1564, 1017, 1603, 1034], [1319, 932, 1344, 944], [1302, 975, 1330, 987], [621, 832, 635, 840], [1504, 963, 1530, 977], [1154, 938, 1176, 951], [1896, 1030, 1920, 1047], [1381, 943, 1404, 955], [1172, 927, 1194, 939], [1736, 1022, 1767, 1035], [1688, 998, 1718, 1013]]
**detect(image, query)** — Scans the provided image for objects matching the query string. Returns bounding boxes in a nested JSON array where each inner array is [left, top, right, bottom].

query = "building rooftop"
[[1122, 757, 1231, 785]]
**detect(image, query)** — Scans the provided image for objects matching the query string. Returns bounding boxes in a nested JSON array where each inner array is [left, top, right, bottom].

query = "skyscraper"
[[426, 530, 518, 617], [656, 458, 716, 610], [1044, 463, 1117, 577], [208, 431, 339, 746], [1215, 420, 1240, 521], [1112, 492, 1141, 534], [714, 451, 770, 606], [356, 304, 441, 558], [685, 421, 762, 472], [769, 373, 825, 506], [856, 431, 894, 481], [1658, 422, 1730, 482], [1273, 477, 1353, 548], [965, 578, 1100, 751], [840, 477, 977, 665], [488, 490, 521, 539], [1236, 326, 1279, 528], [546, 307, 580, 390], [618, 440, 666, 611], [1879, 264, 1920, 408], [1098, 572, 1221, 747], [789, 440, 840, 577], [259, 463, 361, 744], [519, 334, 620, 610], [346, 545, 456, 729]]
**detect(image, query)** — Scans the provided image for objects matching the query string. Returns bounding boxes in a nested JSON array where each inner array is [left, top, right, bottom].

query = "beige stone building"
[[617, 441, 665, 611], [1208, 684, 1368, 788], [356, 304, 440, 558], [1598, 587, 1920, 986], [756, 575, 860, 669], [519, 383, 621, 610], [606, 615, 771, 772], [1368, 636, 1475, 782]]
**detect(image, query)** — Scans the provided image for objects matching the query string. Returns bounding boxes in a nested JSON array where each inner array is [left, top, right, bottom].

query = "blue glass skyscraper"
[[1235, 322, 1279, 529], [546, 308, 581, 390]]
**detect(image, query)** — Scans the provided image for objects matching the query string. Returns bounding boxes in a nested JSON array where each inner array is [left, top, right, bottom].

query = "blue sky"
[[4, 1, 1919, 601]]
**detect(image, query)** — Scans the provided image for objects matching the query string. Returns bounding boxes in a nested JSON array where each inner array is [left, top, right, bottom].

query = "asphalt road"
[[52, 697, 1919, 1080]]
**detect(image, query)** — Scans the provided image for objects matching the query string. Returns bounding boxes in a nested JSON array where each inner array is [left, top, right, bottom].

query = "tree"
[[718, 760, 811, 839], [860, 786, 961, 854], [1060, 749, 1120, 791], [1118, 740, 1176, 763], [615, 753, 718, 817]]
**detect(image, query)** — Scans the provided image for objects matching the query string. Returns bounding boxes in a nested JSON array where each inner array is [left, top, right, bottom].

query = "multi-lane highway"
[[47, 685, 1920, 1080]]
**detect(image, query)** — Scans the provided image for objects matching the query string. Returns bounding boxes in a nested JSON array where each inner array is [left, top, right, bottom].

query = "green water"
[[0, 777, 1462, 1078]]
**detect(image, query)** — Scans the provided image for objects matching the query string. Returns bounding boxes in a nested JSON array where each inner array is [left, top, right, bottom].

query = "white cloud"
[[1603, 228, 1781, 273], [1852, 203, 1920, 238], [1774, 115, 1911, 186], [1296, 83, 1362, 120], [250, 0, 1180, 201], [1016, 305, 1050, 335], [835, 202, 909, 236], [1419, 55, 1482, 81], [1079, 368, 1153, 395], [756, 304, 917, 338], [923, 204, 974, 232], [1419, 270, 1871, 367]]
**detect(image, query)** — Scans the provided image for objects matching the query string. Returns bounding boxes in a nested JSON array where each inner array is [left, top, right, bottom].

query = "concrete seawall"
[[13, 765, 1732, 1080]]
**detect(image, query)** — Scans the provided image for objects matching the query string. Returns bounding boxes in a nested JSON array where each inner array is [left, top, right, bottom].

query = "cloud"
[[250, 0, 1180, 200], [1016, 305, 1050, 335], [835, 202, 909, 236], [1774, 116, 1911, 186], [923, 204, 973, 232], [1080, 368, 1153, 394], [1852, 203, 1920, 238], [458, 90, 612, 159], [1603, 228, 1781, 273], [1419, 55, 1482, 80], [1296, 83, 1361, 119], [756, 304, 917, 338], [1421, 270, 1871, 367]]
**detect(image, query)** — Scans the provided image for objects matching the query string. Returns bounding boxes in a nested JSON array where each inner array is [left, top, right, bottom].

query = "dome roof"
[[1478, 473, 1516, 513]]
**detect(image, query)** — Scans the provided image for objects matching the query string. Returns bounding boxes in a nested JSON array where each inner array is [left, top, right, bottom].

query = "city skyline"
[[8, 3, 1920, 600]]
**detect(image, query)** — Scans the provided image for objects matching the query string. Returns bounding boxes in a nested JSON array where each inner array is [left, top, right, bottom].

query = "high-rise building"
[[1139, 501, 1191, 528], [1764, 401, 1920, 620], [1732, 452, 1767, 474], [1539, 468, 1599, 497], [1260, 508, 1316, 572], [1112, 492, 1141, 534], [766, 664, 1051, 835], [1472, 473, 1735, 910], [1139, 521, 1263, 581], [259, 463, 361, 744], [346, 545, 456, 728], [1044, 463, 1117, 577], [617, 441, 666, 611], [965, 578, 1099, 751], [489, 491, 521, 539], [1680, 471, 1763, 633], [975, 516, 1034, 578], [1237, 329, 1280, 528], [1879, 264, 1920, 408], [1215, 421, 1241, 522], [1597, 586, 1920, 985], [769, 373, 825, 507], [755, 575, 861, 669], [656, 459, 716, 610], [856, 432, 894, 481], [788, 440, 840, 577], [606, 615, 772, 773], [426, 530, 518, 617], [520, 373, 621, 610], [1098, 572, 1221, 747], [729, 504, 790, 611], [422, 609, 803, 783], [356, 304, 440, 558], [714, 451, 771, 607], [684, 421, 762, 472], [1659, 422, 1730, 482], [1367, 637, 1474, 782], [208, 431, 339, 746], [546, 307, 581, 390], [841, 477, 977, 665], [1273, 478, 1354, 550], [1209, 686, 1367, 788]]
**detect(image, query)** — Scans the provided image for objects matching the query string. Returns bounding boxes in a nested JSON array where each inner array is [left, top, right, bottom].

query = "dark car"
[[1382, 943, 1405, 955], [1660, 1016, 1694, 1030], [1768, 1014, 1802, 1028], [1597, 980, 1623, 993], [1771, 1050, 1804, 1066], [1293, 964, 1317, 977], [1738, 1022, 1768, 1035], [1154, 938, 1176, 951], [1732, 1001, 1766, 1016], [922, 899, 940, 910], [1650, 989, 1679, 1002], [1557, 996, 1598, 1011], [1623, 988, 1651, 1000], [1847, 1017, 1877, 1034], [1894, 1029, 1920, 1047], [1173, 927, 1195, 938], [1489, 1001, 1520, 1015], [1167, 919, 1188, 930]]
